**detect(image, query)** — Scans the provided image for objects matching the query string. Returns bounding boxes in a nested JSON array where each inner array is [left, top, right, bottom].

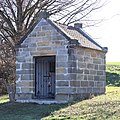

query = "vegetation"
[[0, 0, 105, 102], [0, 95, 9, 103], [106, 62, 120, 86], [107, 62, 120, 66], [0, 62, 119, 120], [0, 87, 120, 120]]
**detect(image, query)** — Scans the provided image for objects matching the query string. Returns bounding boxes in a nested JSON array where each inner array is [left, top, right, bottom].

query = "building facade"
[[15, 18, 107, 103]]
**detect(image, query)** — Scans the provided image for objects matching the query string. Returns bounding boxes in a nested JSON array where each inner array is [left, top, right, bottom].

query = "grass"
[[43, 86, 120, 120], [0, 87, 120, 120], [107, 62, 120, 65], [106, 62, 120, 86], [0, 62, 119, 120], [0, 95, 9, 103]]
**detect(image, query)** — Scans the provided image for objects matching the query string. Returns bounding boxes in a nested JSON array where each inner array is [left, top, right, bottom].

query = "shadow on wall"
[[106, 72, 120, 86]]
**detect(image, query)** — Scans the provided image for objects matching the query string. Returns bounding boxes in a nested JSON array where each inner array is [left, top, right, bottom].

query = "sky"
[[85, 0, 120, 62]]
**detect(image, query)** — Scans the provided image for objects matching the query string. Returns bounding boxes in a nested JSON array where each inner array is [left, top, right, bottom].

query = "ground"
[[0, 62, 120, 120], [0, 87, 120, 120]]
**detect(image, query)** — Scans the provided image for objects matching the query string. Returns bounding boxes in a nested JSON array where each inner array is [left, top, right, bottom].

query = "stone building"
[[15, 17, 107, 103]]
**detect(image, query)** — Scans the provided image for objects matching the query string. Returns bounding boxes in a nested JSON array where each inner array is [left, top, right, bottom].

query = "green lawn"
[[106, 62, 120, 86], [107, 62, 120, 65], [0, 95, 9, 103], [0, 87, 120, 120]]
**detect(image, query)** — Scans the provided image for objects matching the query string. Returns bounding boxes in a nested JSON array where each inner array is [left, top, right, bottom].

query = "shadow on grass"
[[106, 72, 120, 86], [0, 101, 69, 120]]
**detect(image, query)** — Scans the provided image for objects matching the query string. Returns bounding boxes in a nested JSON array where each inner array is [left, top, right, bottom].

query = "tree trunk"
[[6, 83, 15, 102]]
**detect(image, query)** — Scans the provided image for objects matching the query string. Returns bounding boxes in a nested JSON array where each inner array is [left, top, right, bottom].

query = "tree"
[[0, 0, 104, 101]]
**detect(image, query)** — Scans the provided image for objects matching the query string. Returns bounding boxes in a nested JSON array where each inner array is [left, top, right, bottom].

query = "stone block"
[[52, 41, 66, 46], [56, 88, 76, 94], [84, 57, 92, 63], [22, 63, 34, 70], [88, 75, 94, 80], [77, 56, 84, 62], [16, 64, 20, 69], [15, 93, 32, 100], [68, 67, 77, 73], [68, 55, 76, 60], [22, 48, 29, 51], [57, 49, 68, 54], [68, 61, 76, 67], [37, 47, 51, 51], [55, 94, 69, 101], [29, 43, 37, 47], [77, 74, 84, 80], [81, 81, 88, 87], [57, 62, 68, 67], [21, 88, 34, 93], [85, 50, 91, 57], [16, 56, 25, 62], [78, 63, 86, 68], [86, 87, 93, 93], [16, 87, 21, 93], [88, 81, 94, 87], [90, 70, 96, 75], [25, 56, 33, 63], [76, 88, 87, 93], [56, 55, 68, 62], [56, 81, 69, 87], [77, 69, 84, 74], [93, 88, 101, 93], [84, 75, 88, 80], [37, 41, 50, 46], [99, 53, 105, 59], [68, 74, 76, 80], [16, 81, 33, 87], [87, 63, 94, 69], [56, 67, 67, 73], [29, 48, 37, 52], [97, 71, 104, 75], [70, 81, 80, 87], [56, 74, 65, 80], [84, 69, 89, 74], [94, 65, 98, 70], [95, 81, 104, 87], [52, 35, 65, 40], [99, 65, 106, 70], [91, 51, 97, 57], [76, 48, 85, 55], [36, 31, 46, 37], [42, 25, 54, 31], [93, 58, 101, 64], [94, 76, 100, 81], [21, 74, 34, 80], [100, 76, 106, 81], [16, 70, 34, 74], [100, 87, 106, 93]]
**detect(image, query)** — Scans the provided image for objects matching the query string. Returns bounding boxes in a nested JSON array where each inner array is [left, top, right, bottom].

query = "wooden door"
[[35, 56, 55, 99]]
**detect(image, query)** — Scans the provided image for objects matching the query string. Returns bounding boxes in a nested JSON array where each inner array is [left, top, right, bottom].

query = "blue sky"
[[85, 0, 120, 62]]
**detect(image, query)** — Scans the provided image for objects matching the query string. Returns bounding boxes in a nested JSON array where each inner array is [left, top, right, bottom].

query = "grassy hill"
[[0, 87, 120, 120], [106, 62, 120, 86], [107, 62, 120, 65], [0, 62, 119, 120]]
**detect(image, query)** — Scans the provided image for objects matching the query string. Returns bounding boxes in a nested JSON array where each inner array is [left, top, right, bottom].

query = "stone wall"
[[15, 18, 106, 102], [15, 18, 69, 100], [67, 47, 106, 100]]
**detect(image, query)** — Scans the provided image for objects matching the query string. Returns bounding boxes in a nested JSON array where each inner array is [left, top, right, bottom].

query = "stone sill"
[[16, 99, 67, 104]]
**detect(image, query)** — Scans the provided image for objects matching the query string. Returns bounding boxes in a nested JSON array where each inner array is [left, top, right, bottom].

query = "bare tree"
[[0, 0, 104, 101], [0, 39, 15, 101]]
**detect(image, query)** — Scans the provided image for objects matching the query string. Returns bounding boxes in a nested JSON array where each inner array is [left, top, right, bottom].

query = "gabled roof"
[[17, 17, 107, 52], [47, 20, 106, 51]]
